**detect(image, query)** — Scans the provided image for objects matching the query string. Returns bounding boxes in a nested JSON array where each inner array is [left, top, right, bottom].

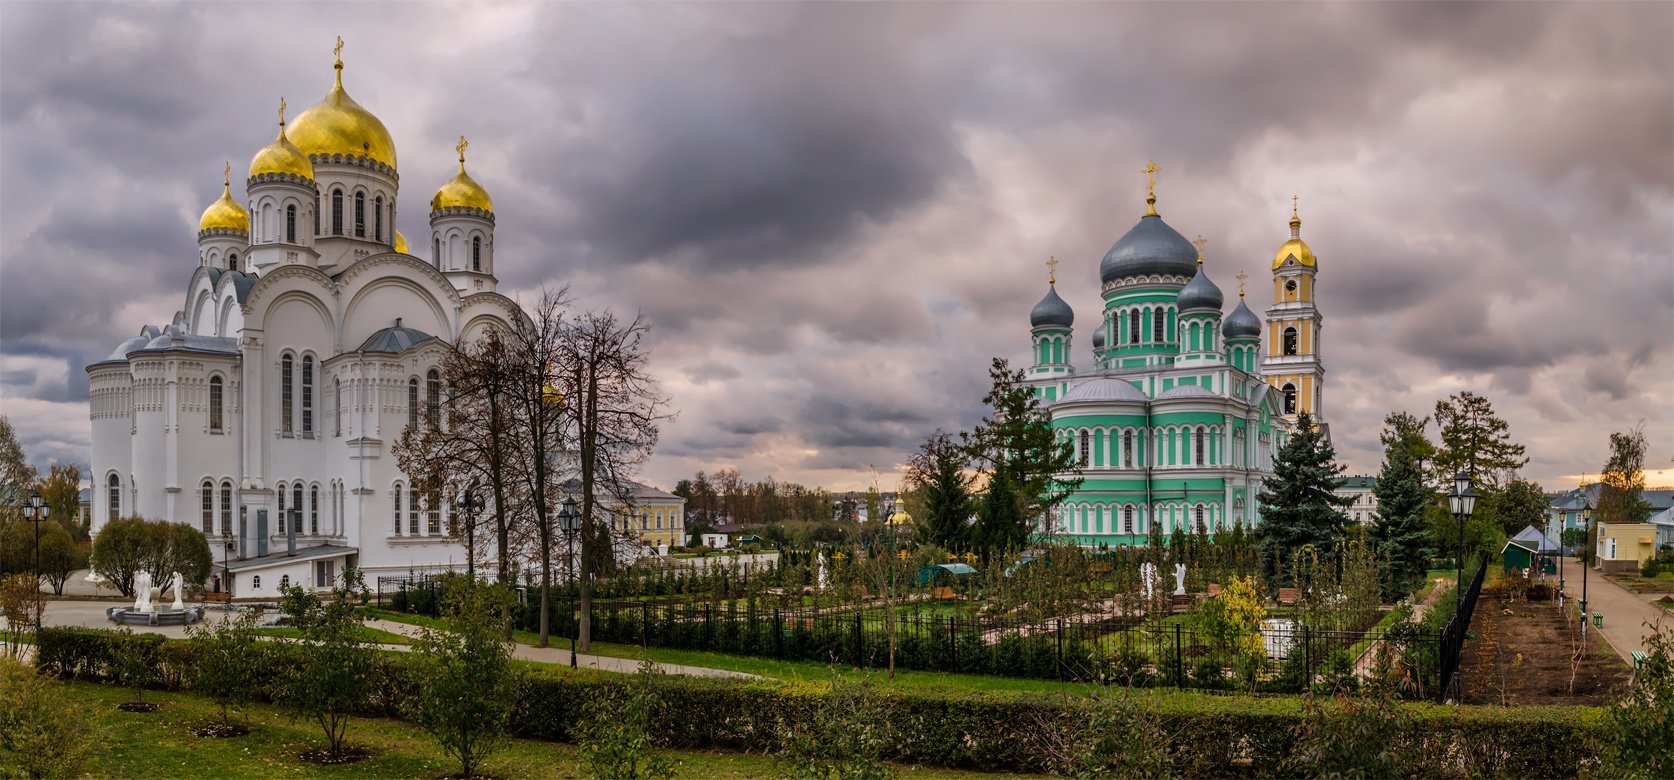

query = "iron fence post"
[[1056, 619, 1064, 681], [1174, 624, 1183, 687], [641, 601, 650, 651], [774, 608, 783, 659], [1303, 624, 1312, 690]]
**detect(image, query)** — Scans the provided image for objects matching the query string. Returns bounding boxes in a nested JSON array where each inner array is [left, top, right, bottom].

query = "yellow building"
[[1596, 523, 1657, 574], [1262, 200, 1325, 423], [563, 479, 687, 550]]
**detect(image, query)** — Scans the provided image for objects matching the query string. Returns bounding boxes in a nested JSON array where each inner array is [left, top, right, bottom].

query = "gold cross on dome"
[[1192, 235, 1208, 255], [222, 161, 230, 187], [1236, 270, 1248, 297], [278, 97, 286, 125], [1291, 194, 1299, 217], [1046, 255, 1058, 285], [456, 135, 469, 163], [1141, 161, 1160, 194], [334, 36, 344, 65]]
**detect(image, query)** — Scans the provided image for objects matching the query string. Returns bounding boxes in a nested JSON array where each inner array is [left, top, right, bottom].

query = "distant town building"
[[1335, 476, 1378, 524]]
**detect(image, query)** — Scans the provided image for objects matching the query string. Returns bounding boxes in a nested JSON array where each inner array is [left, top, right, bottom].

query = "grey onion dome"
[[1030, 284, 1074, 329], [1091, 327, 1106, 350], [1222, 297, 1261, 340], [1098, 214, 1200, 284], [1175, 263, 1224, 314]]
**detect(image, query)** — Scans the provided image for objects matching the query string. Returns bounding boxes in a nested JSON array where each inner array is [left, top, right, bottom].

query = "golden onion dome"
[[393, 230, 409, 254], [286, 40, 397, 169], [1272, 199, 1317, 270], [198, 165, 249, 235], [430, 135, 494, 213], [888, 494, 913, 526], [248, 99, 315, 180]]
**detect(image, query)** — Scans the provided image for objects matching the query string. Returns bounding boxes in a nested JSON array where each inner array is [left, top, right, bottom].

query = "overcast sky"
[[1, 2, 1670, 492]]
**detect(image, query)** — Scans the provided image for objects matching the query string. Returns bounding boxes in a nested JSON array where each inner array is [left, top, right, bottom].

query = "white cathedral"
[[87, 44, 520, 597]]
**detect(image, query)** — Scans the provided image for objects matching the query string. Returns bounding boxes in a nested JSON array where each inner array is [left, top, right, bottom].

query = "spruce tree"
[[964, 358, 1083, 529], [907, 430, 974, 551], [1256, 412, 1353, 588], [972, 469, 1023, 557], [1370, 429, 1434, 601]]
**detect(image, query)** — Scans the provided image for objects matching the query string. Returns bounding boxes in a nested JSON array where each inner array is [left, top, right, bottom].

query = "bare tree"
[[503, 289, 571, 648], [551, 309, 671, 652]]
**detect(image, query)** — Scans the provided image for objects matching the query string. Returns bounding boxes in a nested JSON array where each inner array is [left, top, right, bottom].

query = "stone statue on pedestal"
[[133, 570, 154, 613], [169, 571, 185, 610], [1173, 563, 1187, 596]]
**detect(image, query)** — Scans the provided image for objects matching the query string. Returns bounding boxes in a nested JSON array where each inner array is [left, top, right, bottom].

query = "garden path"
[[1350, 576, 1453, 679], [1559, 556, 1667, 664]]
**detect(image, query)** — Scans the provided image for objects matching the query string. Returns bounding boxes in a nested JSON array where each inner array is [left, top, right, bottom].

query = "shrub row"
[[33, 627, 1605, 777]]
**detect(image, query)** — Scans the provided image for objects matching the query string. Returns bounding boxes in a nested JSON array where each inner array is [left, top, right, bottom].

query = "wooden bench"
[[203, 592, 231, 604], [1277, 587, 1299, 605], [1206, 583, 1222, 598]]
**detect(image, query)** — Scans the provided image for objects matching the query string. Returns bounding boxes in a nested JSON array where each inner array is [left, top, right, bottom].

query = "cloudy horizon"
[[1, 2, 1670, 493]]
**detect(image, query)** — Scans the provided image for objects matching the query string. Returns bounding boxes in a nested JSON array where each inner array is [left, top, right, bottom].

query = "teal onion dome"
[[1098, 214, 1199, 284], [1176, 263, 1224, 313], [1030, 284, 1074, 328], [1092, 327, 1106, 350], [1222, 297, 1261, 340]]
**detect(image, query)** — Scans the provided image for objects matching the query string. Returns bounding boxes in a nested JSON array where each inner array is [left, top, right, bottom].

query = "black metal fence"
[[1436, 552, 1490, 703], [580, 599, 1438, 694]]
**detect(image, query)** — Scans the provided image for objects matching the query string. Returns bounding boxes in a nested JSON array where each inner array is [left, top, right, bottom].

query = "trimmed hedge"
[[33, 627, 1606, 777]]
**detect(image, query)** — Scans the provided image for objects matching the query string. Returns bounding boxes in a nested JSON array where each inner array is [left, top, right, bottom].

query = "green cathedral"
[[1023, 166, 1329, 546]]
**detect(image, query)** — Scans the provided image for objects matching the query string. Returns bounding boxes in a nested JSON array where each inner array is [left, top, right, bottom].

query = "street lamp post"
[[1580, 491, 1594, 636], [1447, 471, 1477, 608], [21, 489, 49, 625], [455, 484, 483, 580], [558, 497, 580, 669]]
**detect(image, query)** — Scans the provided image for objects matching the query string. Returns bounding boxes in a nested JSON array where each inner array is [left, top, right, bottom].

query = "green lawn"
[[53, 679, 1023, 779], [255, 625, 413, 646]]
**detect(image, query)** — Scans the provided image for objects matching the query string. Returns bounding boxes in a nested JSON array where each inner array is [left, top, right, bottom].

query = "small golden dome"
[[888, 494, 913, 526], [198, 166, 249, 235], [286, 41, 397, 169], [430, 135, 494, 213], [248, 100, 315, 180], [1272, 198, 1317, 270], [393, 230, 409, 254]]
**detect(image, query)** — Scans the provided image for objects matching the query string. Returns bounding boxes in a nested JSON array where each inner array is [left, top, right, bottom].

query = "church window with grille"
[[300, 356, 314, 436], [280, 354, 294, 435], [331, 190, 343, 235], [310, 485, 319, 534], [292, 484, 303, 532], [1282, 383, 1297, 415], [1079, 430, 1090, 465], [1124, 430, 1135, 467], [201, 481, 214, 533], [408, 377, 419, 428], [1195, 427, 1206, 465], [1283, 327, 1298, 356], [108, 474, 121, 520], [285, 204, 297, 243], [426, 369, 440, 426], [374, 195, 384, 241], [354, 192, 365, 237], [393, 485, 403, 535], [1195, 505, 1207, 533], [427, 485, 441, 535], [409, 487, 420, 535], [209, 375, 224, 431], [1154, 308, 1165, 343], [1128, 310, 1139, 344], [1123, 505, 1134, 534], [220, 481, 232, 536], [472, 237, 482, 271]]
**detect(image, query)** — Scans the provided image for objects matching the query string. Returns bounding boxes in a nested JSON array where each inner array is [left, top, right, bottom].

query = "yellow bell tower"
[[1261, 197, 1325, 422]]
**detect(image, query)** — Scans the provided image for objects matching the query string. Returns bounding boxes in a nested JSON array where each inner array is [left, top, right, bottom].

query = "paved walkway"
[[1559, 557, 1669, 664], [26, 600, 752, 680]]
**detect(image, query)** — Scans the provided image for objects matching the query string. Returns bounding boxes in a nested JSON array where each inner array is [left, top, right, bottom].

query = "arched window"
[[334, 378, 342, 436], [1282, 383, 1298, 415], [209, 375, 224, 432], [292, 484, 304, 533], [201, 480, 214, 533], [300, 356, 314, 436], [433, 237, 441, 267], [354, 192, 366, 237], [374, 195, 384, 241], [285, 204, 297, 243], [220, 481, 232, 536], [310, 485, 320, 535], [1195, 505, 1207, 534], [280, 575, 289, 590], [1123, 505, 1134, 534], [228, 252, 238, 272], [313, 200, 321, 236], [409, 486, 420, 535], [1195, 427, 1206, 466], [331, 189, 343, 235], [1129, 310, 1140, 344], [1078, 429, 1091, 465], [407, 377, 419, 428], [427, 485, 441, 535], [472, 236, 482, 271], [1283, 327, 1298, 356], [108, 473, 121, 520], [1154, 307, 1166, 343], [276, 483, 286, 530], [253, 575, 261, 590], [393, 484, 403, 535], [1123, 430, 1135, 468], [280, 354, 294, 435], [426, 369, 440, 426]]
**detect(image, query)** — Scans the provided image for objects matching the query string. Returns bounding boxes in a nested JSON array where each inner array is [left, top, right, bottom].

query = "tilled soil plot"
[[1461, 593, 1631, 705]]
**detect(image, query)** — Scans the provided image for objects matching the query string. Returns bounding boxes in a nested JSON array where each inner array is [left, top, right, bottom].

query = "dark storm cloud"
[[1, 2, 1669, 489]]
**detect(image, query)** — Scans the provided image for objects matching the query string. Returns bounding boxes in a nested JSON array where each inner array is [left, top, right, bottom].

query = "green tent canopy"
[[913, 563, 978, 587]]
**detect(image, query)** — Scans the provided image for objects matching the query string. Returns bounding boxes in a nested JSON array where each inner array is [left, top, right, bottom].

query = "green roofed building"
[[1022, 169, 1323, 547]]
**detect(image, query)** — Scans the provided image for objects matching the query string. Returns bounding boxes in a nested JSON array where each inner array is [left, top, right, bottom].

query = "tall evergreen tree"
[[972, 469, 1023, 556], [906, 430, 973, 552], [1432, 391, 1528, 491], [1597, 424, 1653, 525], [1379, 411, 1436, 485], [963, 358, 1082, 551], [1256, 411, 1353, 588], [1370, 420, 1434, 601]]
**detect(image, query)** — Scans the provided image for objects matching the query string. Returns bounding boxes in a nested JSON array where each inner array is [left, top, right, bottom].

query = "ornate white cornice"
[[428, 205, 495, 224], [309, 153, 398, 181], [245, 173, 320, 191]]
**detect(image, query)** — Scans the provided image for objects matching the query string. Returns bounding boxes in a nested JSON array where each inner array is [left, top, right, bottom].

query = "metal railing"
[[1436, 552, 1490, 703]]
